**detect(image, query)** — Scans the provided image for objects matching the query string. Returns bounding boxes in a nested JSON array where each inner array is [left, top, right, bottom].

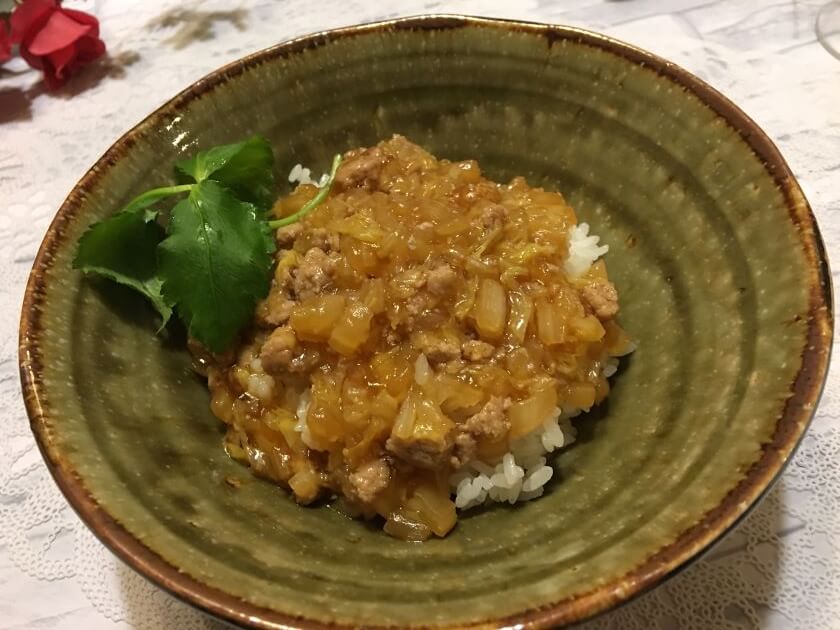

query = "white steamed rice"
[[288, 163, 330, 188], [294, 390, 316, 449], [565, 222, 609, 278], [449, 407, 578, 510]]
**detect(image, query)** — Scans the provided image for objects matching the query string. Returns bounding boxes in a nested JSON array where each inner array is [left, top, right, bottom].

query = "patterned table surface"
[[2, 1, 839, 628]]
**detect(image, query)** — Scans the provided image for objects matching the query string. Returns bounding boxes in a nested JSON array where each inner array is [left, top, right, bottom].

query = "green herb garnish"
[[175, 135, 276, 211], [267, 154, 342, 229], [74, 135, 342, 352], [73, 204, 173, 325]]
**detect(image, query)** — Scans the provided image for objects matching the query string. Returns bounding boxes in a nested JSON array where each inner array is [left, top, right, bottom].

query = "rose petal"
[[10, 0, 57, 44], [60, 9, 101, 36], [28, 11, 93, 56], [41, 64, 65, 90], [19, 42, 45, 71], [0, 22, 11, 63], [74, 35, 106, 63], [47, 41, 77, 80]]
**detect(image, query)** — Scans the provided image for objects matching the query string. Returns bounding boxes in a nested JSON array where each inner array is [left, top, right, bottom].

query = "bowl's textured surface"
[[19, 15, 832, 629]]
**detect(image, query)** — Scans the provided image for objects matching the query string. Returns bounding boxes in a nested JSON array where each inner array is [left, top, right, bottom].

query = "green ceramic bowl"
[[19, 15, 832, 629]]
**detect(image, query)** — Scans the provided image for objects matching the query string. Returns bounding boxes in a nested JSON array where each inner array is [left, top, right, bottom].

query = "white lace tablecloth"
[[2, 1, 839, 628]]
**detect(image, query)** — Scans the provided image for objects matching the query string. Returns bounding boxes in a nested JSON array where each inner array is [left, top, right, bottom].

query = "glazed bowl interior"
[[20, 16, 831, 629]]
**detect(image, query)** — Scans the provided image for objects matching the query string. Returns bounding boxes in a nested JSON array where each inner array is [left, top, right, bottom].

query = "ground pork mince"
[[197, 135, 632, 541]]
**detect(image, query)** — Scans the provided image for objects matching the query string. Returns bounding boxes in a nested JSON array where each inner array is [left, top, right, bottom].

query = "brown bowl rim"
[[18, 14, 834, 630]]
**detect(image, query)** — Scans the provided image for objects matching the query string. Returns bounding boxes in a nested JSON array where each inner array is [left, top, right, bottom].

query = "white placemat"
[[2, 1, 838, 628]]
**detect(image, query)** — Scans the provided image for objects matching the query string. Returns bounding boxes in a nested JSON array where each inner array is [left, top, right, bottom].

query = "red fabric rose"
[[11, 0, 105, 89], [0, 21, 11, 64]]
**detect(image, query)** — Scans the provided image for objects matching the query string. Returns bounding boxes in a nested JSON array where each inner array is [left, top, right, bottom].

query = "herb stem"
[[123, 184, 195, 214], [267, 154, 342, 229]]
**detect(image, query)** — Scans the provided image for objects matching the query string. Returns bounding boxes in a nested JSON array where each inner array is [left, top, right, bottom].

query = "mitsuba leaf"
[[175, 135, 274, 210], [158, 180, 274, 352], [73, 208, 173, 324], [118, 184, 194, 216]]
